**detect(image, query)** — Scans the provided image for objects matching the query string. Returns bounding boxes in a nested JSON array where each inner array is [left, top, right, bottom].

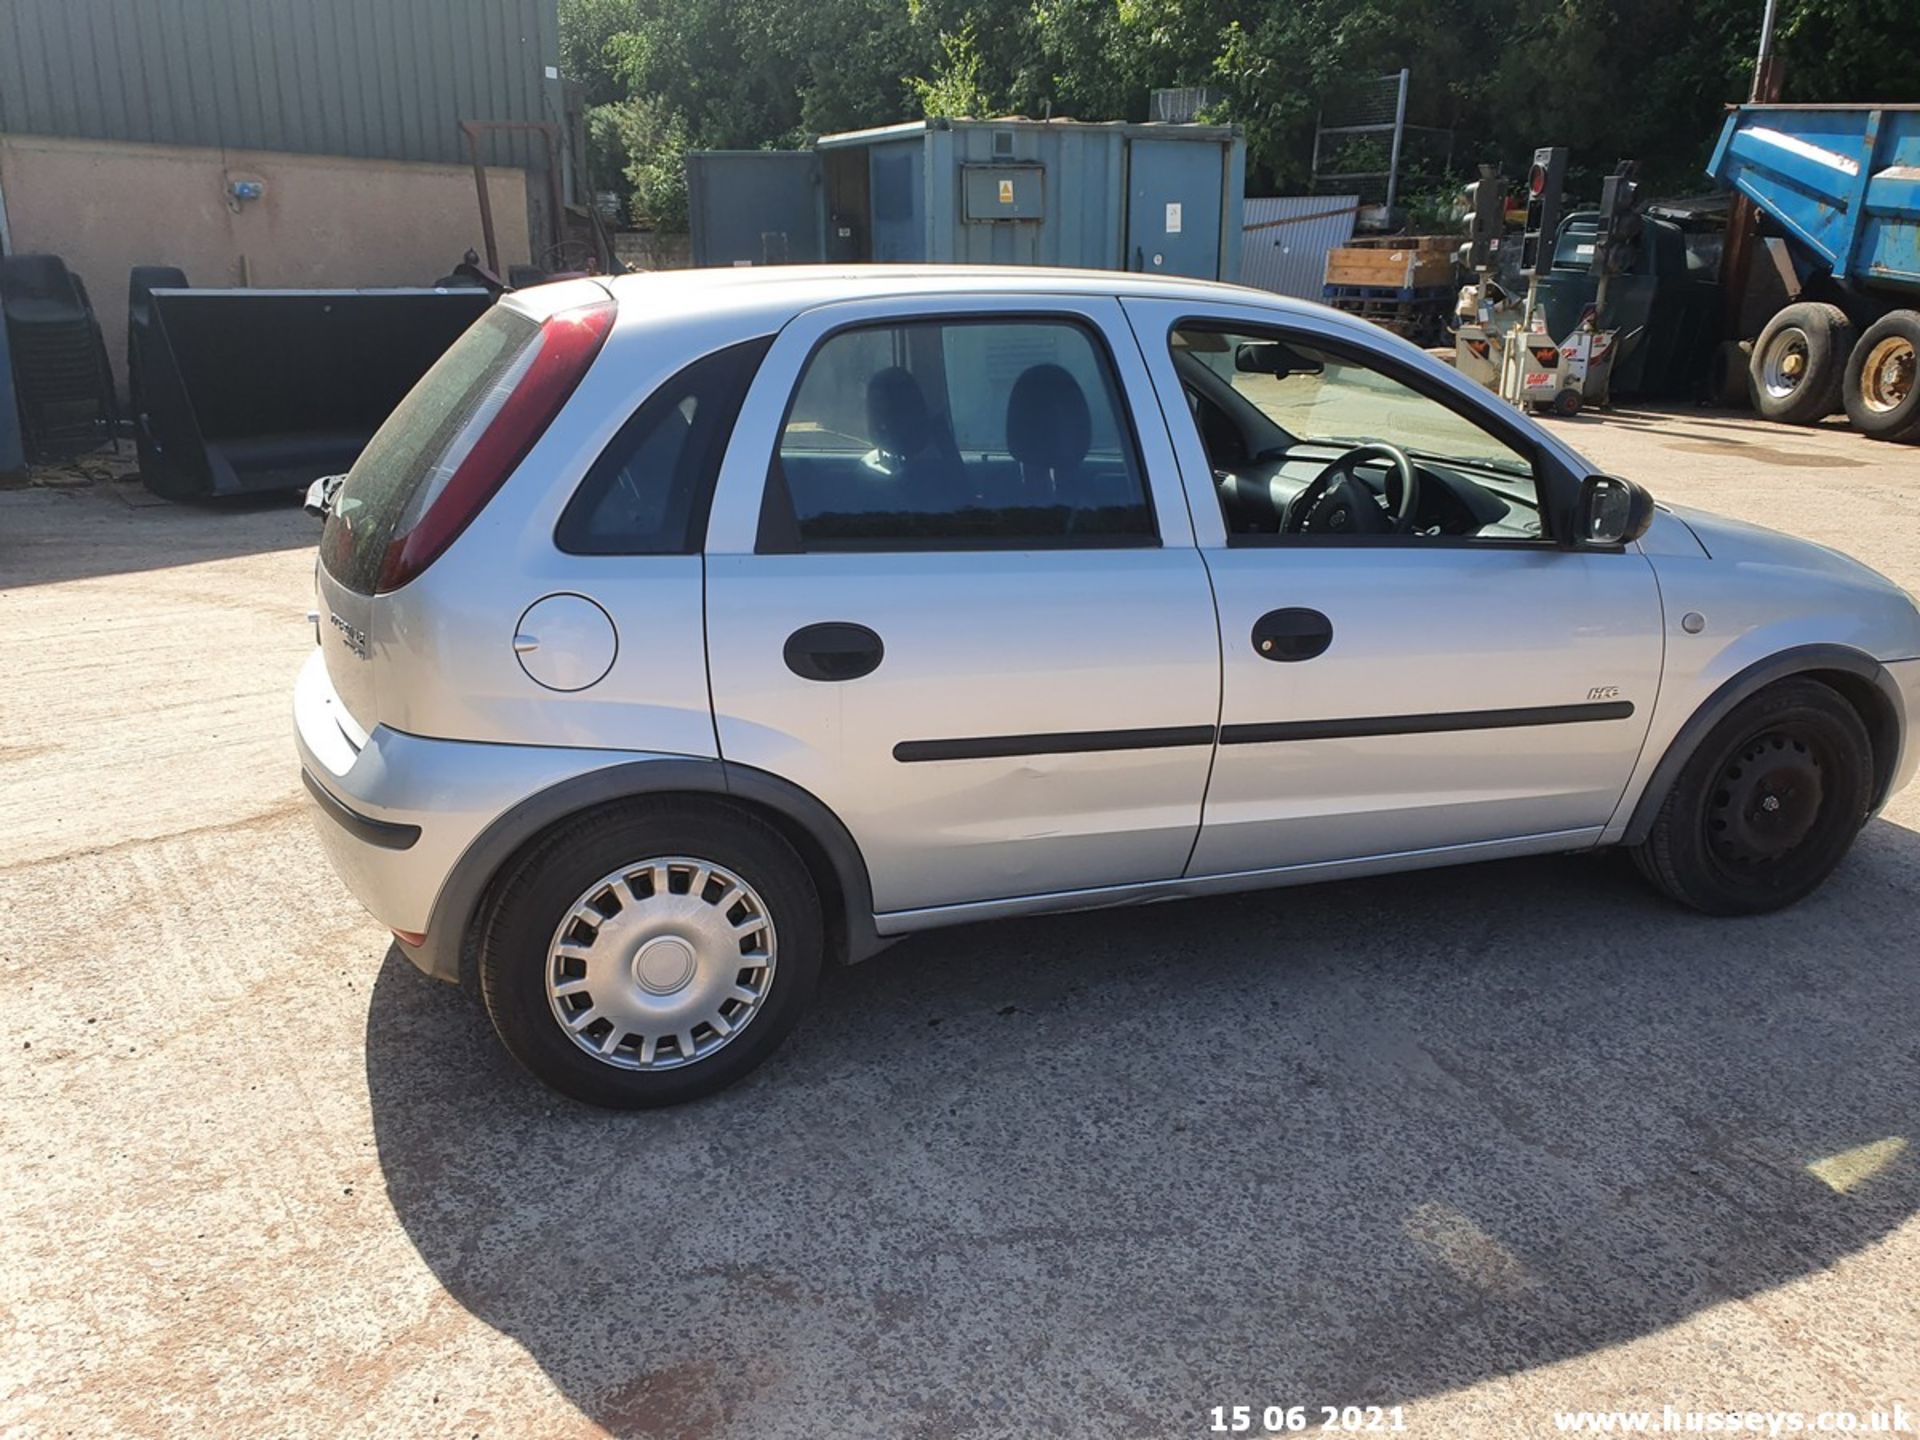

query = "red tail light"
[[376, 298, 614, 593]]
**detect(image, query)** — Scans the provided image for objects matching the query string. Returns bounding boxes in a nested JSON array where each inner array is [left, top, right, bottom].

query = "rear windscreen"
[[319, 305, 540, 594]]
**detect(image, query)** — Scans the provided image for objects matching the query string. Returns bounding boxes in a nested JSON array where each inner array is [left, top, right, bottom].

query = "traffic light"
[[1457, 166, 1506, 271], [1590, 160, 1643, 276], [1520, 146, 1568, 277]]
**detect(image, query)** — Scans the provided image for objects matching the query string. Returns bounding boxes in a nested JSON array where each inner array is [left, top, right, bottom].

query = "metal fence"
[[1239, 196, 1359, 299], [1310, 70, 1452, 211]]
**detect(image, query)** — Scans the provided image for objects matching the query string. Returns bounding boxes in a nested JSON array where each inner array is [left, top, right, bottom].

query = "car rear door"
[[1121, 295, 1663, 876], [702, 293, 1220, 917]]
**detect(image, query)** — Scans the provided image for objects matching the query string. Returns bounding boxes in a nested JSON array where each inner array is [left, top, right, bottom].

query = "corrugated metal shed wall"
[[817, 120, 1241, 275], [686, 151, 824, 266], [1240, 196, 1360, 298], [928, 123, 1129, 269], [0, 0, 561, 169]]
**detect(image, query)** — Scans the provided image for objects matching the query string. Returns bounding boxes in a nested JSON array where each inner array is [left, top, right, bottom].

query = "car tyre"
[[1840, 310, 1920, 441], [1748, 302, 1853, 424], [479, 801, 823, 1108], [1631, 679, 1873, 916]]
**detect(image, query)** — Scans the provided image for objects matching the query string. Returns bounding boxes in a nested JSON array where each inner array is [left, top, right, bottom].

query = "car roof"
[[596, 263, 1328, 328]]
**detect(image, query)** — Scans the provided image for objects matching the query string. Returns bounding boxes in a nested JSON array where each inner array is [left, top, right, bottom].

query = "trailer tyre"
[[1841, 311, 1920, 441], [1749, 302, 1853, 424]]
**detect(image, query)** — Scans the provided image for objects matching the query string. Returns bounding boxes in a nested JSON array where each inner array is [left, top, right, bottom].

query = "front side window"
[[765, 318, 1155, 550], [1172, 326, 1544, 542]]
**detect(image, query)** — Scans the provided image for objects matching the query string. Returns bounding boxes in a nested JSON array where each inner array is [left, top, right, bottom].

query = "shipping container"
[[689, 117, 1245, 282]]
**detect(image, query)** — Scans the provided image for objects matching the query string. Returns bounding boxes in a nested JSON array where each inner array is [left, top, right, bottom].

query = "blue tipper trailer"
[[1708, 103, 1920, 438]]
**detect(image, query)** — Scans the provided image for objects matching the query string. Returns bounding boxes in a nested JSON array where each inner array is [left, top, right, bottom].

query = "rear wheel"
[[479, 802, 823, 1107], [1631, 679, 1872, 915], [1841, 310, 1920, 441], [1748, 302, 1854, 424]]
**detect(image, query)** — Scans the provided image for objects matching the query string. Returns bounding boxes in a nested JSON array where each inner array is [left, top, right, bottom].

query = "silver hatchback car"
[[297, 267, 1920, 1107]]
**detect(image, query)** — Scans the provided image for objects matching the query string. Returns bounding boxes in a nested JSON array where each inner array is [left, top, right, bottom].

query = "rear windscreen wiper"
[[304, 473, 347, 519]]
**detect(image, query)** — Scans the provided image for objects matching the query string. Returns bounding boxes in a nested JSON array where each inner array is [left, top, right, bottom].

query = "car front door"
[[1122, 296, 1663, 877], [702, 295, 1221, 916]]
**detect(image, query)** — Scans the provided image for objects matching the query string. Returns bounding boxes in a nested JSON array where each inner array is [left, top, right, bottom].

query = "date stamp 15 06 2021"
[[1209, 1405, 1410, 1435]]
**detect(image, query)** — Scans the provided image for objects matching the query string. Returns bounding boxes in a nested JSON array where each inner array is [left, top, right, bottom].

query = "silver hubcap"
[[1861, 335, 1915, 414], [545, 857, 776, 1070], [1761, 327, 1811, 398]]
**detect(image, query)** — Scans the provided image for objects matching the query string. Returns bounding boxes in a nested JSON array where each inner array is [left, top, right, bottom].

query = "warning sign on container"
[[1165, 202, 1183, 233]]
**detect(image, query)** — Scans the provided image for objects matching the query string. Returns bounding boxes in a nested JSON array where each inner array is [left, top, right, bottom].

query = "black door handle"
[[1252, 608, 1333, 662], [784, 622, 884, 682]]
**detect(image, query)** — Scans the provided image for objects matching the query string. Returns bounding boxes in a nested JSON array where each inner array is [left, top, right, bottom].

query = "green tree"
[[559, 0, 1920, 229], [910, 22, 995, 119]]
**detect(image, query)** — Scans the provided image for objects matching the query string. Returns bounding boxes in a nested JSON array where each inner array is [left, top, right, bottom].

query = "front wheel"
[[1631, 679, 1873, 915], [479, 802, 824, 1107]]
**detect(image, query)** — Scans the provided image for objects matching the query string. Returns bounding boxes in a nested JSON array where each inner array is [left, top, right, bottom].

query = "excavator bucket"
[[132, 286, 492, 499]]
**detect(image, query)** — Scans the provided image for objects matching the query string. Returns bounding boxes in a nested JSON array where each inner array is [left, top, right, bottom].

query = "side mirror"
[[1235, 341, 1323, 378], [1576, 473, 1654, 546]]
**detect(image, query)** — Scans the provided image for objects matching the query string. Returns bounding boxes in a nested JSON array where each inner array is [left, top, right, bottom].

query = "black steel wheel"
[[1748, 302, 1854, 425], [1632, 679, 1873, 915]]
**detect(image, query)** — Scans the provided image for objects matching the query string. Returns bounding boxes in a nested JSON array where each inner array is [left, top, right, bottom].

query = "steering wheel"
[[1283, 443, 1421, 536]]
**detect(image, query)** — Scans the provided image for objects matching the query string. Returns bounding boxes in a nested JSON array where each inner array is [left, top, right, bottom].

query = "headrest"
[[865, 366, 933, 458], [1006, 363, 1091, 473]]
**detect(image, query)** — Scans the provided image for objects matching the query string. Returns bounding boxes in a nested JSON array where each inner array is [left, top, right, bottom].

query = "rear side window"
[[759, 317, 1155, 552], [556, 338, 771, 554], [321, 306, 541, 594]]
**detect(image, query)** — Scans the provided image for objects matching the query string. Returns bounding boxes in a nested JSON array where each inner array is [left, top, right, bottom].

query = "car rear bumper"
[[293, 648, 685, 982]]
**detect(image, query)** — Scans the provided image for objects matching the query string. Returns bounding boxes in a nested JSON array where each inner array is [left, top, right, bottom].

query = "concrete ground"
[[2, 407, 1918, 1439]]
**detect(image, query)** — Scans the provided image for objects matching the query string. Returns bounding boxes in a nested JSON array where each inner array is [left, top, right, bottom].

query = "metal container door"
[[1127, 139, 1224, 279]]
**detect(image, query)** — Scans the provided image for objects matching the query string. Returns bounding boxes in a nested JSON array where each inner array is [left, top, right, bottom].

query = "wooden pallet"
[[1323, 282, 1455, 303], [1323, 243, 1455, 290], [1338, 234, 1456, 252], [1322, 283, 1452, 342]]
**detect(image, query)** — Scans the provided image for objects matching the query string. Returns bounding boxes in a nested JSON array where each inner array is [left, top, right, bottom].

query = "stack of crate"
[[1321, 237, 1457, 344]]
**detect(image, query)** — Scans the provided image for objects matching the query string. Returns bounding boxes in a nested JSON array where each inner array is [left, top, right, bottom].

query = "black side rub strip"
[[301, 769, 422, 850], [1220, 700, 1636, 746], [894, 725, 1217, 763], [894, 703, 1635, 762]]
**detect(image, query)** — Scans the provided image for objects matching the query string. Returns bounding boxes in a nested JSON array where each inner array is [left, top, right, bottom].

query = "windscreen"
[[319, 305, 540, 595]]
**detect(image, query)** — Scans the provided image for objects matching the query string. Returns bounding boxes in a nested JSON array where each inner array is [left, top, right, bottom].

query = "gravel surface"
[[2, 407, 1917, 1439]]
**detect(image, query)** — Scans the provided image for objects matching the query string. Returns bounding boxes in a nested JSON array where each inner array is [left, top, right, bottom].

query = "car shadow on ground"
[[367, 821, 1920, 1437], [0, 479, 313, 588]]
